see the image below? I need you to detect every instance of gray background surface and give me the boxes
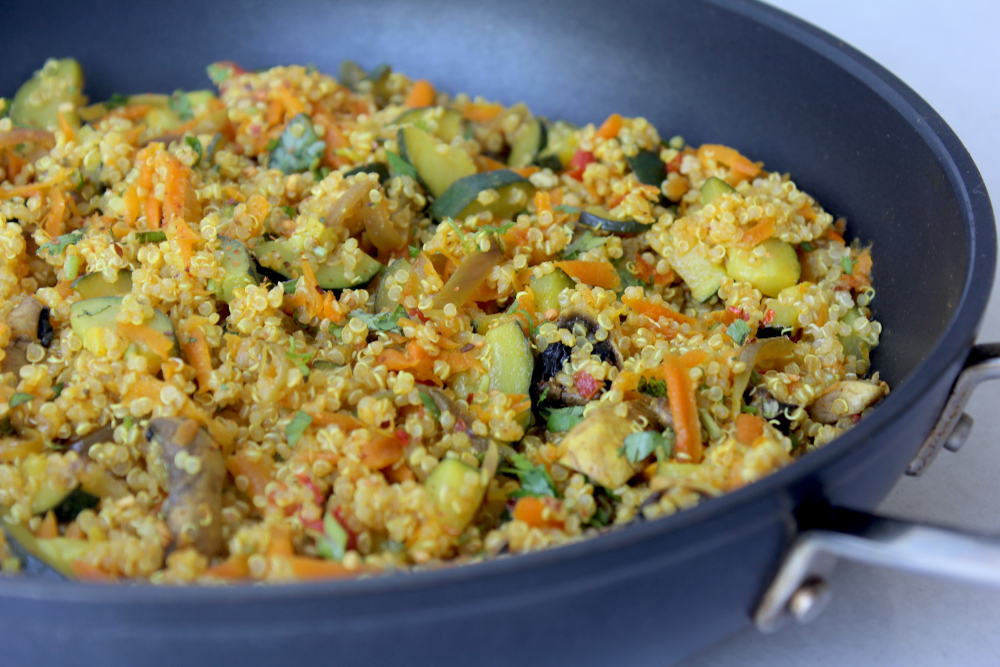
[683,2,1000,665]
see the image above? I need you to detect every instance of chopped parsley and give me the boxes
[40,231,83,255]
[386,150,418,180]
[206,62,237,86]
[51,383,64,399]
[619,429,673,465]
[286,339,315,378]
[637,377,667,398]
[105,92,129,109]
[418,389,441,420]
[350,304,408,335]
[800,241,814,252]
[270,114,326,174]
[185,136,203,166]
[168,89,194,121]
[503,453,558,498]
[741,404,759,415]
[286,411,313,446]
[316,511,348,562]
[9,392,34,408]
[587,487,618,528]
[554,204,580,214]
[545,406,585,433]
[841,256,855,275]
[726,319,752,346]
[408,244,420,258]
[562,230,607,260]
[0,418,13,437]
[280,205,296,218]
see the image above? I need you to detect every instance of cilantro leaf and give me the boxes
[408,244,420,258]
[841,256,855,274]
[40,231,83,255]
[637,377,667,398]
[800,241,814,252]
[386,150,418,180]
[105,92,129,109]
[51,382,64,399]
[316,511,348,562]
[270,114,327,175]
[418,389,441,420]
[280,205,296,218]
[619,430,673,465]
[286,411,313,446]
[554,204,580,214]
[348,304,408,335]
[727,319,752,346]
[185,136,203,167]
[286,339,314,378]
[169,89,194,121]
[206,62,239,86]
[612,257,646,292]
[502,453,558,498]
[9,392,34,408]
[545,406,585,433]
[562,230,607,260]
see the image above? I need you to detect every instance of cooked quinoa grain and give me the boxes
[0,58,886,582]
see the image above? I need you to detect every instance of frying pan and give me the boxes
[0,0,995,665]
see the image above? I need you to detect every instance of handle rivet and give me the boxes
[788,578,832,625]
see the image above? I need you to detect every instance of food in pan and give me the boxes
[0,58,885,582]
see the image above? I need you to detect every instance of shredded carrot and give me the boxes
[285,556,364,580]
[116,323,175,362]
[43,188,66,238]
[826,228,845,244]
[71,561,113,582]
[57,111,75,143]
[739,218,775,248]
[360,432,404,470]
[596,113,624,139]
[35,511,58,539]
[680,349,710,368]
[203,554,250,580]
[622,293,697,326]
[736,413,766,445]
[289,260,346,322]
[697,144,761,183]
[265,98,284,126]
[663,354,703,462]
[180,319,213,393]
[273,86,306,121]
[512,496,563,529]
[225,450,273,500]
[0,182,53,200]
[145,194,162,229]
[534,190,553,218]
[110,104,153,121]
[553,260,621,290]
[122,184,141,226]
[308,411,363,432]
[5,152,25,180]
[461,101,504,122]
[162,157,189,225]
[404,79,435,108]
[474,154,508,172]
[267,525,294,557]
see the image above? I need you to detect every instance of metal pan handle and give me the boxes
[755,343,1000,633]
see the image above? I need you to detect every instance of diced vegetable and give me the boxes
[839,307,870,361]
[536,120,579,171]
[507,117,546,168]
[11,58,85,130]
[392,106,464,142]
[343,162,390,184]
[808,380,887,424]
[485,319,533,396]
[375,258,413,312]
[69,297,178,370]
[397,124,476,197]
[52,487,101,523]
[211,237,259,302]
[424,458,487,532]
[529,268,575,313]
[626,149,666,187]
[578,206,652,234]
[253,239,381,290]
[725,238,801,298]
[428,169,531,222]
[700,176,737,205]
[72,270,133,299]
[269,114,326,174]
[668,246,728,302]
[558,404,646,489]
[432,244,503,309]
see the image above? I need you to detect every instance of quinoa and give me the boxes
[0,58,886,583]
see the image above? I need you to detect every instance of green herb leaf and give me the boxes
[9,392,34,408]
[0,417,13,437]
[105,92,129,110]
[270,114,326,175]
[741,404,758,415]
[503,453,559,498]
[133,231,167,244]
[800,241,814,252]
[545,406,585,433]
[347,304,408,335]
[386,150,418,180]
[418,389,441,420]
[619,430,673,465]
[185,136,203,167]
[123,416,133,431]
[637,377,667,398]
[587,487,616,528]
[554,204,580,214]
[286,411,313,446]
[280,205,296,218]
[612,257,646,292]
[286,339,315,378]
[265,138,279,153]
[169,89,194,121]
[282,279,299,294]
[51,382,64,399]
[562,230,607,260]
[727,319,752,346]
[790,431,802,451]
[316,511,348,562]
[40,231,84,255]
[841,256,855,274]
[206,62,238,86]
[408,244,420,258]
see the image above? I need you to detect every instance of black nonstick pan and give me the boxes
[0,1,995,666]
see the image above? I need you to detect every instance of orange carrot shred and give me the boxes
[553,260,621,290]
[403,79,435,108]
[596,113,624,139]
[663,354,703,462]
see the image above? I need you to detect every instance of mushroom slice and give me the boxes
[808,380,888,424]
[558,404,646,490]
[145,418,226,557]
[7,296,44,341]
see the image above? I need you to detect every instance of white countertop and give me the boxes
[681,2,1000,665]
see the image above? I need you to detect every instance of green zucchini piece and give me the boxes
[71,270,133,299]
[24,451,78,514]
[626,149,666,187]
[338,61,367,91]
[212,236,260,302]
[424,458,487,532]
[485,319,533,395]
[839,307,870,361]
[375,258,412,312]
[69,297,178,369]
[343,162,391,185]
[507,117,546,168]
[670,247,728,302]
[725,238,801,298]
[700,176,737,206]
[428,169,530,221]
[10,58,85,130]
[253,239,381,290]
[392,106,464,142]
[397,125,476,197]
[1,507,84,579]
[529,268,575,313]
[536,120,579,170]
[52,487,101,523]
[578,207,651,234]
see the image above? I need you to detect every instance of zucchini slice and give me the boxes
[485,319,533,395]
[211,236,260,302]
[529,268,575,313]
[11,58,85,130]
[71,270,133,300]
[626,149,666,187]
[578,207,651,234]
[253,239,381,290]
[343,162,391,185]
[424,458,487,532]
[700,176,737,205]
[1,507,84,579]
[375,258,413,312]
[69,297,178,370]
[725,238,800,298]
[507,117,546,168]
[536,120,579,170]
[428,169,533,221]
[392,106,464,142]
[669,246,728,302]
[397,125,476,197]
